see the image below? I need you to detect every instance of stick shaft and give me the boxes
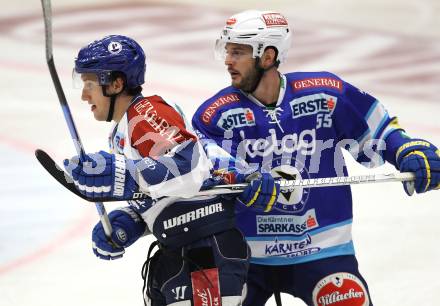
[40,0,113,238]
[197,172,416,196]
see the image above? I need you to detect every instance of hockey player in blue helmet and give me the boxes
[73,35,145,122]
[64,34,272,305]
[192,10,440,306]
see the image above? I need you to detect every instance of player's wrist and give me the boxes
[395,139,437,169]
[395,139,440,195]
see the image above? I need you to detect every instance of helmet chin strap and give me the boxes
[101,85,124,122]
[245,57,280,94]
[106,95,117,122]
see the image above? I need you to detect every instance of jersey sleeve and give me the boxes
[127,96,211,199]
[128,96,197,157]
[192,105,250,175]
[333,81,405,168]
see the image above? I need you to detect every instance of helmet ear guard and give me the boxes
[101,71,127,97]
[97,71,113,86]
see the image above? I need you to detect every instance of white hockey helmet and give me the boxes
[214,10,292,64]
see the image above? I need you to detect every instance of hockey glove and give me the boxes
[237,172,280,212]
[92,207,146,260]
[396,139,440,195]
[64,151,138,200]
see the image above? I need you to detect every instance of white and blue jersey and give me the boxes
[109,95,238,247]
[192,71,404,265]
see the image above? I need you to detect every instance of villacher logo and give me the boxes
[312,272,369,306]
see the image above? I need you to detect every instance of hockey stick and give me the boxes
[36,148,416,202]
[39,0,114,238]
[211,171,416,192]
[36,149,150,202]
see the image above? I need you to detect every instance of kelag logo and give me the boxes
[217,108,255,130]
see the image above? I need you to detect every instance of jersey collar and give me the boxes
[241,73,287,108]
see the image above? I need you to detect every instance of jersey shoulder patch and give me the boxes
[127,96,196,157]
[198,87,241,125]
[287,71,344,93]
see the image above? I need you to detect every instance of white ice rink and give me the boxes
[0,0,439,305]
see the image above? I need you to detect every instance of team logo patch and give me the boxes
[201,93,240,124]
[262,13,288,26]
[290,93,338,119]
[108,41,122,54]
[292,77,343,92]
[217,107,255,130]
[114,132,125,153]
[267,159,311,213]
[312,273,370,306]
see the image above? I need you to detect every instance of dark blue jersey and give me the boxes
[193,71,403,265]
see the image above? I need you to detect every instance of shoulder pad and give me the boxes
[198,87,242,126]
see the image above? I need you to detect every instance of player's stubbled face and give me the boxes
[80,73,110,121]
[224,43,259,92]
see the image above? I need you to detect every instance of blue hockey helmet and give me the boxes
[74,35,146,89]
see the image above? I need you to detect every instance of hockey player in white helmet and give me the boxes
[192,10,440,306]
[214,10,291,94]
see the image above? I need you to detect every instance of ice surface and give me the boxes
[0,1,439,305]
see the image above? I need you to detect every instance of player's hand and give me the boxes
[200,168,241,191]
[92,207,146,260]
[396,140,440,195]
[237,172,280,212]
[63,151,138,200]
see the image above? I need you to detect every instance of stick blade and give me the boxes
[35,149,129,202]
[35,149,89,201]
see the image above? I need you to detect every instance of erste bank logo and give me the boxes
[290,93,337,119]
[217,107,255,130]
